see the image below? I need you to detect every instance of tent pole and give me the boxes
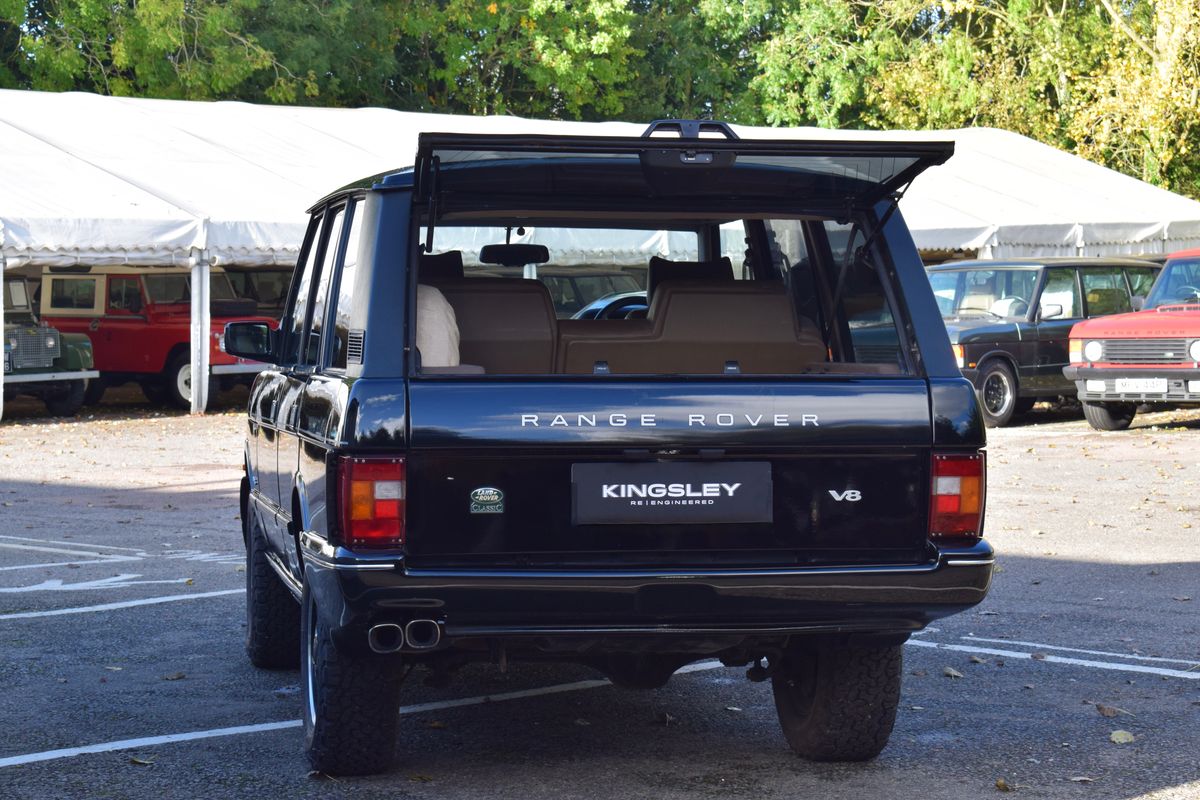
[189,250,211,414]
[0,253,6,422]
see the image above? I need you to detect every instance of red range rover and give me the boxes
[1065,248,1200,430]
[39,265,276,410]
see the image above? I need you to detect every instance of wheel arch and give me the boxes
[974,351,1022,395]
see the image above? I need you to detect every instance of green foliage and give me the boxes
[0,1,1198,197]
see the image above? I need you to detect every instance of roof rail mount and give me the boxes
[642,119,739,141]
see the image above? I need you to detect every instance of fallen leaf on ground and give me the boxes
[425,720,447,729]
[969,655,986,664]
[1031,652,1047,660]
[1173,596,1192,602]
[943,666,964,679]
[995,777,1014,792]
[1069,777,1094,783]
[162,672,186,681]
[1096,703,1132,718]
[105,666,123,671]
[574,718,591,726]
[408,775,434,783]
[129,757,154,766]
[1110,730,1135,744]
[725,706,742,712]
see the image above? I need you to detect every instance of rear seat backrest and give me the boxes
[646,256,733,302]
[559,281,825,375]
[434,278,557,374]
[419,250,465,282]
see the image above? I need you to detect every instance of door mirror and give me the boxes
[224,321,276,362]
[1039,303,1063,320]
[1131,294,1145,311]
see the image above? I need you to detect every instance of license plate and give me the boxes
[1115,378,1168,394]
[571,462,773,525]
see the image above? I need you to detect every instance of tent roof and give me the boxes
[3,89,1200,267]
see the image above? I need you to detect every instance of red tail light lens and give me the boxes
[930,453,985,540]
[338,456,405,548]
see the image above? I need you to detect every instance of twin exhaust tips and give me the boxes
[367,620,443,654]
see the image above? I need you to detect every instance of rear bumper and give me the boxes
[300,531,994,647]
[1064,365,1200,403]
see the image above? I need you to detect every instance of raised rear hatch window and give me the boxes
[409,131,950,379]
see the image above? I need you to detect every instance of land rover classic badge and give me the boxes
[470,487,505,514]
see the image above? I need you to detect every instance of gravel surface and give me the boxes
[1,396,1198,799]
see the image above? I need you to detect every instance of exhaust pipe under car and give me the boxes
[367,623,405,654]
[404,619,443,650]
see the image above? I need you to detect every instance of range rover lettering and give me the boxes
[226,120,993,776]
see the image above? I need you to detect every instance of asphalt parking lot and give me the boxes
[1,393,1198,800]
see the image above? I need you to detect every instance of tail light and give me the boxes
[338,456,405,548]
[930,453,985,540]
[951,344,965,369]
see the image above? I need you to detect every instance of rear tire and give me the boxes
[977,360,1018,428]
[139,379,171,406]
[1082,400,1136,431]
[302,576,404,776]
[44,380,86,416]
[82,377,107,406]
[245,512,300,669]
[771,643,902,762]
[165,353,218,411]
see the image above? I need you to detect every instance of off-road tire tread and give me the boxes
[245,522,300,669]
[303,593,404,776]
[44,380,86,416]
[1081,400,1135,431]
[772,644,902,762]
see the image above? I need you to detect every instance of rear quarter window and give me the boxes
[50,278,97,310]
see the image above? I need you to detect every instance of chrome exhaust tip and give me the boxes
[404,619,443,650]
[367,623,405,654]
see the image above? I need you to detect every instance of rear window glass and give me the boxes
[144,273,237,303]
[414,214,910,378]
[50,278,96,310]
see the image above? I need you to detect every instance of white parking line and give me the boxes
[0,535,145,553]
[962,635,1200,667]
[0,589,241,621]
[907,639,1200,679]
[0,542,140,559]
[0,559,136,572]
[0,661,725,768]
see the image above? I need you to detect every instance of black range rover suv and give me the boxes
[226,120,992,775]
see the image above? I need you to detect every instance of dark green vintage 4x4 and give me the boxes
[3,276,97,416]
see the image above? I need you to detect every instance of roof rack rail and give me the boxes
[641,119,739,141]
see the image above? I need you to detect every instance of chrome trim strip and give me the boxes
[299,529,400,571]
[211,363,265,375]
[945,559,995,567]
[264,550,303,599]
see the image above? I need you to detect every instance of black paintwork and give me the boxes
[928,259,1161,398]
[239,128,991,666]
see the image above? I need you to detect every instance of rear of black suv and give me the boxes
[228,121,991,776]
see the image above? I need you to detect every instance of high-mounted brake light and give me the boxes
[338,456,405,548]
[930,453,985,540]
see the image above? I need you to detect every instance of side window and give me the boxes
[823,221,903,368]
[1081,267,1131,317]
[1038,269,1080,319]
[287,214,324,364]
[306,207,346,364]
[50,278,97,310]
[107,276,142,313]
[331,203,363,370]
[1126,267,1156,298]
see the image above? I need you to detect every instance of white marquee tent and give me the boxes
[4,88,1200,415]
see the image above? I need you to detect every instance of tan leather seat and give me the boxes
[559,281,826,375]
[435,278,557,374]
